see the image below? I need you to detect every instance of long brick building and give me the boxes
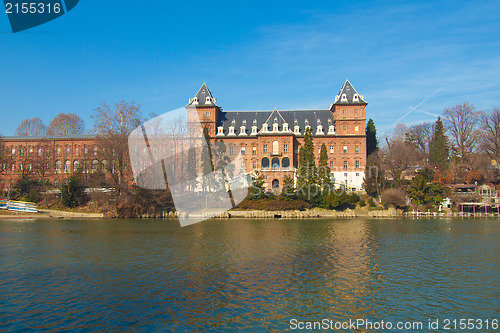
[1,80,367,193]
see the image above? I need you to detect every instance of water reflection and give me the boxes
[0,219,498,332]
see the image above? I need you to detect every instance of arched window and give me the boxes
[272,179,279,189]
[102,160,108,172]
[91,160,99,173]
[272,140,279,155]
[73,160,80,172]
[0,179,5,190]
[272,157,280,171]
[64,160,71,173]
[282,157,290,170]
[55,160,62,174]
[262,157,270,171]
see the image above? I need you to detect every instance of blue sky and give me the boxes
[0,0,499,136]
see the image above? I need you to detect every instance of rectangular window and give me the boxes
[206,112,210,117]
[75,147,79,156]
[66,148,70,155]
[343,146,348,154]
[343,109,347,114]
[11,164,15,171]
[241,146,245,155]
[94,147,98,156]
[263,145,267,153]
[295,146,299,154]
[343,125,347,131]
[355,126,359,132]
[46,148,50,156]
[344,161,348,170]
[355,146,359,154]
[19,164,23,171]
[57,148,61,156]
[253,146,257,155]
[284,144,288,153]
[355,109,359,114]
[20,149,24,157]
[356,161,360,169]
[241,161,245,169]
[330,161,334,169]
[84,147,88,155]
[252,161,257,169]
[38,149,42,157]
[28,149,33,157]
[330,145,334,153]
[230,146,234,155]
[1,164,5,171]
[318,146,321,153]
[11,148,15,155]
[356,173,360,177]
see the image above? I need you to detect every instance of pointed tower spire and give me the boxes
[333,79,367,105]
[187,83,217,107]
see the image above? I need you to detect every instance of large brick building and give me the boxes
[185,80,367,190]
[0,80,367,193]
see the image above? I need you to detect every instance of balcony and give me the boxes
[270,152,282,157]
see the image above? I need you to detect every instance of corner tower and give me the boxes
[330,79,367,136]
[186,83,220,137]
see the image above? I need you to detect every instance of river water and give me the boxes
[0,218,498,332]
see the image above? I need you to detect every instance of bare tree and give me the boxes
[405,122,432,154]
[380,125,420,184]
[16,117,46,137]
[92,101,142,193]
[443,102,483,161]
[47,113,85,136]
[480,107,500,166]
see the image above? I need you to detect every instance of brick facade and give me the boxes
[1,80,367,193]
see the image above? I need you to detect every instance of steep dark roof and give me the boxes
[217,109,334,136]
[333,79,367,105]
[186,83,217,107]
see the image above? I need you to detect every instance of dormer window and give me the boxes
[294,125,300,135]
[316,125,324,135]
[251,125,258,135]
[206,96,211,103]
[239,125,247,136]
[283,122,289,132]
[262,123,269,132]
[353,94,359,102]
[341,94,347,102]
[304,119,310,131]
[273,123,279,132]
[217,126,224,136]
[228,125,236,136]
[328,125,336,134]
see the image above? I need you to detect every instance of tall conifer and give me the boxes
[429,117,449,170]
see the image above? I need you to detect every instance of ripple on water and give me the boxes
[0,218,498,331]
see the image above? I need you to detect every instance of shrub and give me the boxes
[381,188,407,209]
[368,197,377,207]
[61,174,88,208]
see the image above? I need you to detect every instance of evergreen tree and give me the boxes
[249,171,267,200]
[317,143,330,190]
[366,118,378,156]
[281,175,295,200]
[61,174,88,208]
[429,117,449,170]
[297,127,316,191]
[201,126,214,192]
[186,142,197,191]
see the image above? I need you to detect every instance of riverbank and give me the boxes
[0,209,104,220]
